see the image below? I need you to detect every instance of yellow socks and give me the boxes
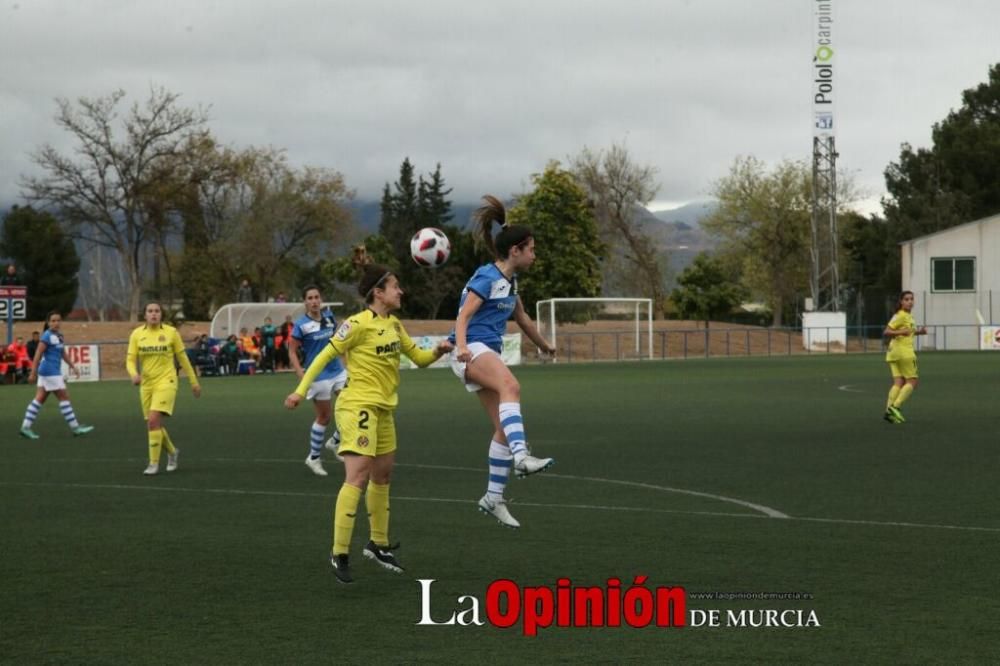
[366,481,390,546]
[332,483,363,556]
[886,385,901,409]
[161,428,176,455]
[893,384,914,408]
[148,429,164,464]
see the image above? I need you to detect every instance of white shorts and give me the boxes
[450,342,500,393]
[306,369,348,401]
[37,374,67,392]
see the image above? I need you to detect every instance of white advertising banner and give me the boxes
[812,0,835,137]
[62,344,101,382]
[979,326,1000,350]
[399,334,522,370]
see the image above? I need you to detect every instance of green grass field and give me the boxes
[2,353,999,664]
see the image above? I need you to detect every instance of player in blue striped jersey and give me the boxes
[19,311,94,439]
[289,286,347,477]
[448,195,557,529]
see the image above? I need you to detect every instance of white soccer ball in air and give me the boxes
[409,227,451,267]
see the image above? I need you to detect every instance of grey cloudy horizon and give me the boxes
[2,0,998,215]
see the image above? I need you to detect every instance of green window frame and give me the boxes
[931,257,975,292]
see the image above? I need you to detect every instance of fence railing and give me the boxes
[3,324,998,385]
[523,324,999,363]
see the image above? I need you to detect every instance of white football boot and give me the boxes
[478,494,520,528]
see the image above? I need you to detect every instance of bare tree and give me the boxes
[21,87,209,320]
[571,144,667,315]
[179,145,355,310]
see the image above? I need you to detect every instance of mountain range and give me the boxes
[2,198,720,286]
[348,198,718,271]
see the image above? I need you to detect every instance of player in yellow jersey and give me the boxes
[883,290,927,424]
[284,264,453,584]
[127,302,202,475]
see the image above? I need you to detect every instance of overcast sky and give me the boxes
[2,0,998,215]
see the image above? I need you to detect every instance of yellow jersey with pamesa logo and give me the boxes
[126,323,200,389]
[294,309,438,410]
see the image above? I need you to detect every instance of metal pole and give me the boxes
[647,299,653,360]
[550,301,556,352]
[634,301,640,357]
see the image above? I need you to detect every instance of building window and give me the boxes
[931,257,975,292]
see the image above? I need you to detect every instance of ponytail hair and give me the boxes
[474,194,533,260]
[895,290,914,311]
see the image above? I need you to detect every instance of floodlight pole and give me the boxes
[809,1,840,312]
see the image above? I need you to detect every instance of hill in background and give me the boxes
[349,199,719,285]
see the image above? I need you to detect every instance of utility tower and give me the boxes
[810,135,840,310]
[810,0,840,311]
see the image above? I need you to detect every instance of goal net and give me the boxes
[535,297,653,361]
[209,302,344,340]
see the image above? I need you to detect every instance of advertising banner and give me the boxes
[399,334,521,370]
[62,344,101,382]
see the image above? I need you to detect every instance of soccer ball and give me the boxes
[410,227,451,267]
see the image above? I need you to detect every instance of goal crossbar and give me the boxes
[535,297,653,359]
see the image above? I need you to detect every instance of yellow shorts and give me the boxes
[888,357,918,379]
[141,381,178,418]
[335,403,396,457]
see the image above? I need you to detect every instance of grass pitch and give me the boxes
[2,353,999,663]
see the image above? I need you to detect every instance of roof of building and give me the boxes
[900,211,1000,246]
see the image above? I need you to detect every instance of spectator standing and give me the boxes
[237,279,253,303]
[1,263,21,285]
[261,317,278,372]
[277,315,295,370]
[26,332,40,363]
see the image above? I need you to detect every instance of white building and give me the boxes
[900,212,1000,350]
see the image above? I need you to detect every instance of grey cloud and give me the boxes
[2,0,999,210]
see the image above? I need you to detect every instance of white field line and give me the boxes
[41,457,788,518]
[3,479,999,533]
[16,458,1000,533]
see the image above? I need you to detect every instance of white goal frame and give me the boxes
[210,302,344,339]
[535,297,653,359]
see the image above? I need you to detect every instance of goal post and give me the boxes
[535,297,653,359]
[210,302,344,339]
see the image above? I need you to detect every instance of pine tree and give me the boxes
[1,206,80,319]
[508,162,605,314]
